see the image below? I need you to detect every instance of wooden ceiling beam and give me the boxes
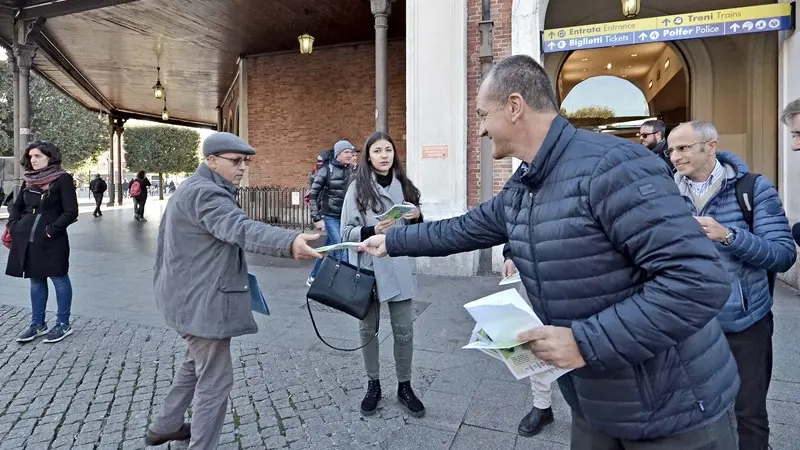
[34,30,115,112]
[20,0,141,20]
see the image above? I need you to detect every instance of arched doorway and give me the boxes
[554,41,691,138]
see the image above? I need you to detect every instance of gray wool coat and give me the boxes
[341,175,417,302]
[154,163,300,339]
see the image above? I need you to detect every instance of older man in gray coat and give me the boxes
[145,132,321,449]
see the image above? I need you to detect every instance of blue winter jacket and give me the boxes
[675,152,796,333]
[385,116,739,440]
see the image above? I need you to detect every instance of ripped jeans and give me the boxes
[360,299,414,382]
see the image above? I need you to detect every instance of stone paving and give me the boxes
[0,202,799,449]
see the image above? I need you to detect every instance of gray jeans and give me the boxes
[360,299,414,382]
[571,407,738,450]
[150,335,234,450]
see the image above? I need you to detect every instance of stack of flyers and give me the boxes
[375,204,416,221]
[312,242,361,253]
[499,271,521,285]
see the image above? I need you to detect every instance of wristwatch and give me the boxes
[721,228,736,247]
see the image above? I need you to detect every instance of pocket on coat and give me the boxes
[218,275,250,323]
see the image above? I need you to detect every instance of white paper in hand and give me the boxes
[463,289,543,344]
[499,272,521,285]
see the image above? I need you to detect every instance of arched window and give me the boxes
[561,76,649,118]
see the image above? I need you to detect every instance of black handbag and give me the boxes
[306,253,379,351]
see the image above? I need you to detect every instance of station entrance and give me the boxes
[537,1,795,182]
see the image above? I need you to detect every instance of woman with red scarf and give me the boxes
[4,141,78,343]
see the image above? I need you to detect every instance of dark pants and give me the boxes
[134,195,147,218]
[93,193,104,216]
[726,312,774,450]
[571,408,738,449]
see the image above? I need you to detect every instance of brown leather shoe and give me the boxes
[144,422,191,446]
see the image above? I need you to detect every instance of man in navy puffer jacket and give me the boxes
[669,121,796,450]
[359,55,739,449]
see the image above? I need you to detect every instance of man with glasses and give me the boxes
[781,98,800,246]
[668,121,797,450]
[639,119,674,172]
[146,132,322,449]
[306,139,357,286]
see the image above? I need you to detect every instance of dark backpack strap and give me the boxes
[735,172,759,231]
[735,172,776,296]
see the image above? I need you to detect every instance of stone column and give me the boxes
[107,116,116,206]
[405,0,470,275]
[116,118,126,205]
[370,0,393,133]
[11,53,20,194]
[13,43,36,194]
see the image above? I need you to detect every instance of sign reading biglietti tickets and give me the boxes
[542,3,795,53]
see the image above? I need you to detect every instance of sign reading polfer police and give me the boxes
[542,3,794,53]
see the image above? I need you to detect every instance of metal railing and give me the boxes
[237,186,313,230]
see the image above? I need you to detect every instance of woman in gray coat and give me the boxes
[341,131,425,418]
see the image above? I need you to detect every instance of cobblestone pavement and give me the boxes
[1,204,800,449]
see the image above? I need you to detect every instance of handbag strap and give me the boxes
[305,294,379,352]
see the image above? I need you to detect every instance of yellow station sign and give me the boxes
[543,3,793,43]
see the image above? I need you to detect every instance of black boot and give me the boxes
[360,380,382,416]
[397,381,425,418]
[517,406,554,437]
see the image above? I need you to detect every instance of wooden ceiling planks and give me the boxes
[0,0,406,126]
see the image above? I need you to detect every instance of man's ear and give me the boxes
[508,93,524,123]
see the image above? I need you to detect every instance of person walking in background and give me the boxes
[503,244,554,437]
[146,132,322,449]
[340,131,425,418]
[306,139,356,286]
[89,174,107,218]
[5,141,79,343]
[130,171,151,221]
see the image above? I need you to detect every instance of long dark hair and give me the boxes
[355,131,420,214]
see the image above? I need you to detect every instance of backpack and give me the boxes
[303,163,333,204]
[129,179,142,197]
[735,172,776,297]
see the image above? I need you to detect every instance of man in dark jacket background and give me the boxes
[360,55,739,448]
[639,119,674,172]
[306,139,356,286]
[89,174,107,218]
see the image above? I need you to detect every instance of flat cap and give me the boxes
[202,132,256,157]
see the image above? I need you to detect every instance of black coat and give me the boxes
[308,162,353,221]
[5,173,79,279]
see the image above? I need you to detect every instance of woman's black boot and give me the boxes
[397,381,425,418]
[360,380,382,416]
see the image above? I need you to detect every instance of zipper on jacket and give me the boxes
[526,188,551,324]
[738,280,748,311]
[697,178,729,217]
[28,214,42,243]
[697,401,705,413]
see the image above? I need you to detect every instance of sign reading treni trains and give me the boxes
[542,3,795,53]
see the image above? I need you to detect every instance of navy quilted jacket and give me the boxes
[675,152,796,333]
[386,116,739,440]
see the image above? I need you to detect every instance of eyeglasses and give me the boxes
[665,141,709,157]
[636,132,658,138]
[215,155,252,166]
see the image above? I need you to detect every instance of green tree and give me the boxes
[124,125,201,199]
[563,105,616,119]
[0,60,109,169]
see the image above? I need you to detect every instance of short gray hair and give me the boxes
[781,98,800,125]
[679,120,719,142]
[485,55,558,113]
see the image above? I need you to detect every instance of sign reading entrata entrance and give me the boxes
[542,3,795,53]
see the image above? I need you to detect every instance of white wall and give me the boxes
[405,0,473,276]
[778,0,800,288]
